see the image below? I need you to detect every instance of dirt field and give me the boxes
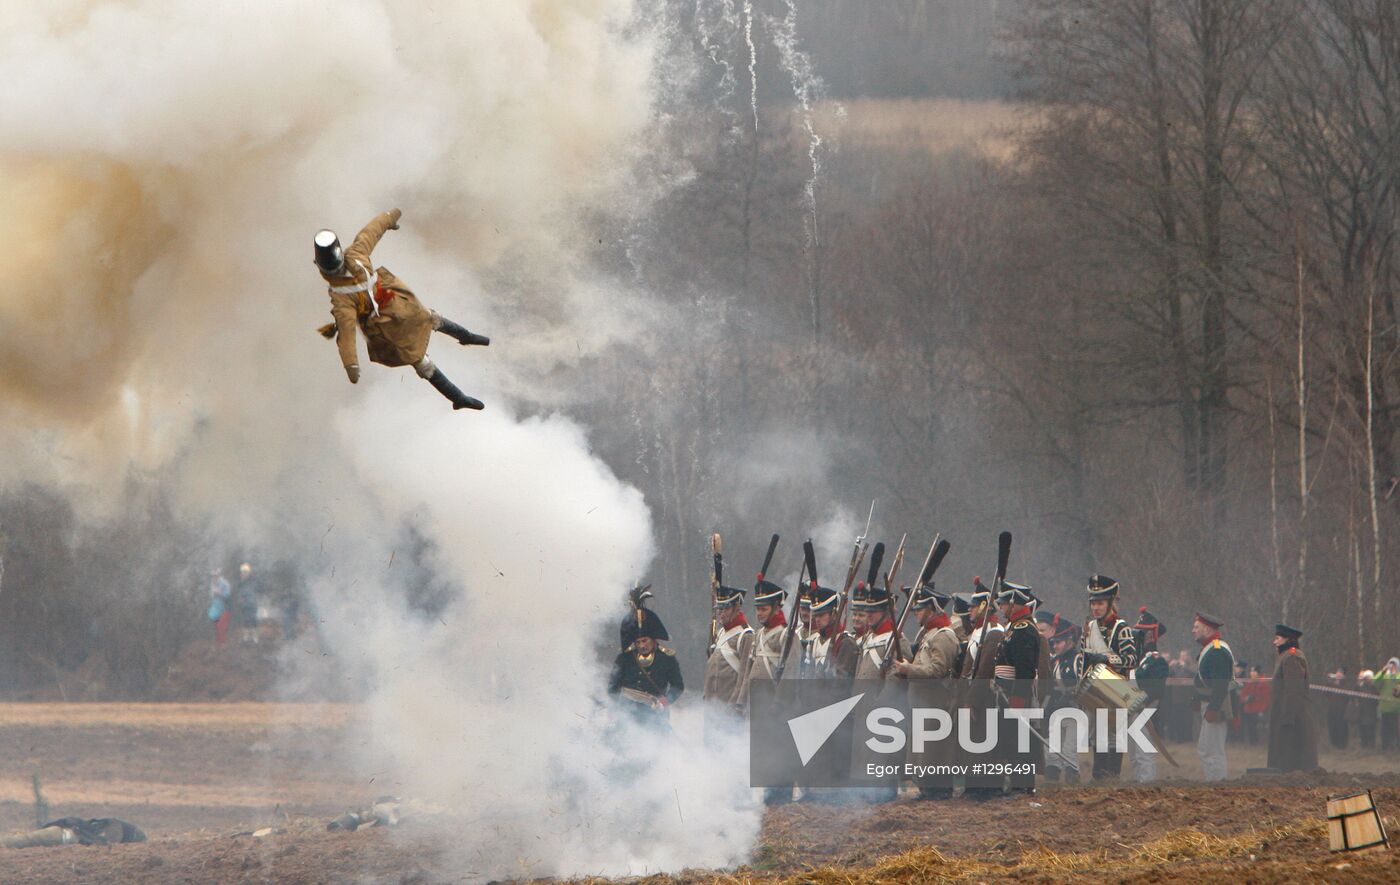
[3,703,1400,884]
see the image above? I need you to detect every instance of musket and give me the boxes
[881,535,953,673]
[738,534,786,683]
[831,501,875,641]
[965,531,1012,680]
[708,533,723,654]
[772,558,808,684]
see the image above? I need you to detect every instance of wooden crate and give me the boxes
[1327,790,1389,853]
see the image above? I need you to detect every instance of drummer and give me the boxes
[1079,574,1139,780]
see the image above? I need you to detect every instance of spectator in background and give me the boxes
[1326,667,1351,750]
[1175,648,1196,676]
[1240,664,1269,745]
[1354,669,1379,749]
[1377,658,1400,751]
[207,569,232,645]
[1229,661,1249,743]
[1167,648,1196,742]
[236,562,260,645]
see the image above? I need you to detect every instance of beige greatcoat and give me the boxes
[736,618,800,709]
[704,620,755,707]
[903,623,961,772]
[317,209,436,370]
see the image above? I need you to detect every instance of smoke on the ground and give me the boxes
[0,0,759,877]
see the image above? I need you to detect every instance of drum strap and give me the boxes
[1085,619,1112,655]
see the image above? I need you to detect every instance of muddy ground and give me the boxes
[3,703,1400,883]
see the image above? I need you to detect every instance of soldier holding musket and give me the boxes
[894,583,960,799]
[1079,574,1139,780]
[995,582,1050,795]
[738,579,796,805]
[807,586,856,682]
[958,585,1007,799]
[1129,607,1169,783]
[849,577,909,803]
[1044,617,1082,784]
[703,586,754,713]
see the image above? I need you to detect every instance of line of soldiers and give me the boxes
[607,568,1319,797]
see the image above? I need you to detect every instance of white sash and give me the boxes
[329,259,380,317]
[716,623,752,674]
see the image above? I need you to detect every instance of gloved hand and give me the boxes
[1203,708,1221,724]
[346,363,360,384]
[1082,652,1108,667]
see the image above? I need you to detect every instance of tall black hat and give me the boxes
[713,585,746,608]
[753,579,786,607]
[910,582,950,611]
[951,592,975,615]
[1133,607,1166,651]
[996,581,1034,607]
[850,580,892,611]
[1087,574,1120,601]
[314,229,344,273]
[808,585,839,614]
[1048,613,1079,644]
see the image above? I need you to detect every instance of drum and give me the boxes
[1075,662,1150,716]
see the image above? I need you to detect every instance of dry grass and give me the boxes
[564,817,1352,885]
[0,701,361,729]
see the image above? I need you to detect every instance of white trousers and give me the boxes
[1127,726,1157,782]
[1055,714,1080,774]
[1197,719,1228,782]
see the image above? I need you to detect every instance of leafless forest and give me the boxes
[4,0,1400,692]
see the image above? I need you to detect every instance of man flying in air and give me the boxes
[314,208,489,411]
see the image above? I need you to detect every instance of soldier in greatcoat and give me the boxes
[1267,623,1319,772]
[894,583,960,799]
[313,209,489,410]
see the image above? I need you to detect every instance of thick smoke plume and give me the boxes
[0,0,760,877]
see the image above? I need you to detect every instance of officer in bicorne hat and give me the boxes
[894,583,960,799]
[313,209,490,410]
[703,585,754,710]
[1267,623,1318,772]
[1191,610,1234,781]
[608,587,683,726]
[1079,574,1139,780]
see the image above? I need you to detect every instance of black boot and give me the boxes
[426,369,484,410]
[436,316,490,346]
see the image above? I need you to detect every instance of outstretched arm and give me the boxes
[330,300,361,381]
[345,208,402,266]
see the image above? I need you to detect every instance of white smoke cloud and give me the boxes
[0,0,762,877]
